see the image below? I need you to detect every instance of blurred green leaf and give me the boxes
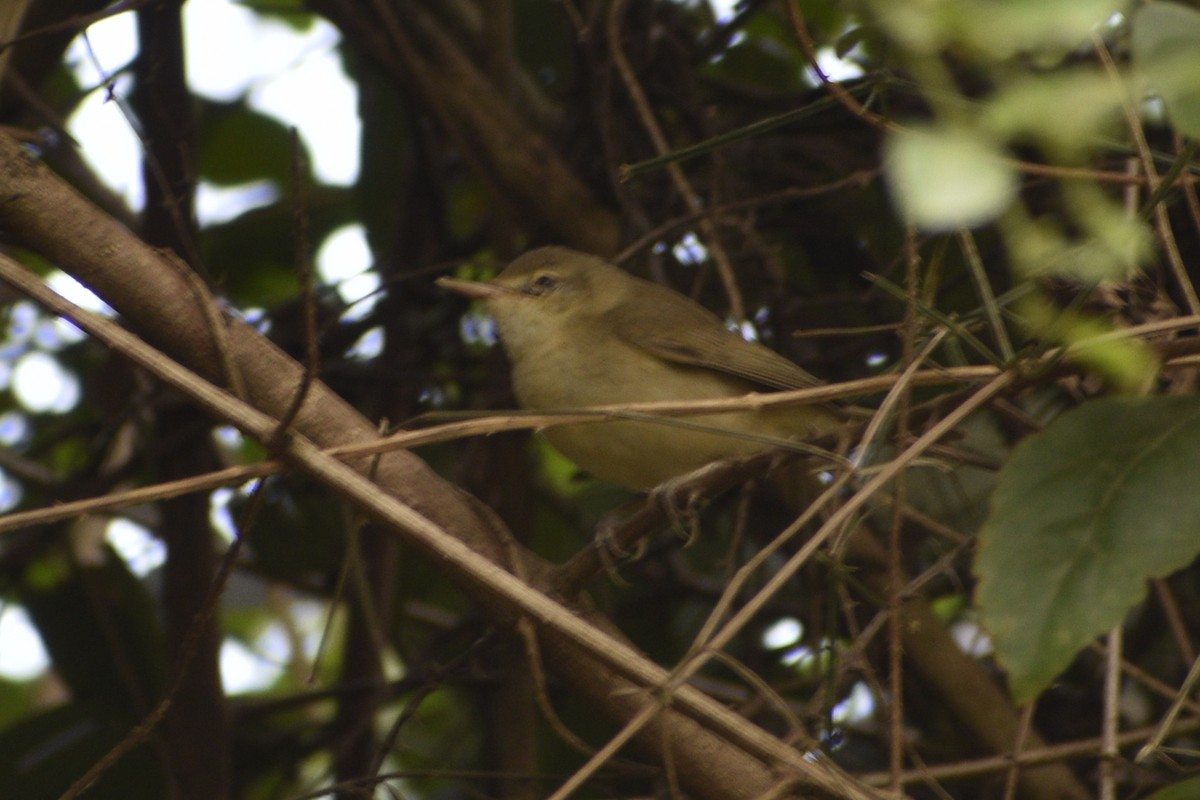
[883,124,1017,230]
[1132,2,1200,136]
[1146,776,1200,800]
[197,100,300,188]
[957,0,1127,60]
[0,705,166,800]
[984,68,1128,155]
[200,184,354,306]
[1003,206,1150,283]
[1061,182,1153,275]
[976,396,1200,702]
[1018,294,1158,391]
[21,544,167,710]
[833,24,871,59]
[705,39,808,93]
[878,0,1120,59]
[234,0,316,29]
[243,478,346,579]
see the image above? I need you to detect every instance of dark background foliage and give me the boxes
[2,1,1200,799]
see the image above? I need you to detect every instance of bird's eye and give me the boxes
[528,274,558,295]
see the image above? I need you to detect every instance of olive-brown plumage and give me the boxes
[439,247,837,489]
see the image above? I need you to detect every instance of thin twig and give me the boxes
[863,715,1200,787]
[550,372,1016,797]
[1136,653,1200,764]
[1099,625,1122,800]
[0,252,879,800]
[616,171,877,262]
[274,127,319,438]
[1152,579,1197,666]
[1001,703,1036,800]
[782,0,887,130]
[886,226,922,787]
[959,229,1014,361]
[1095,33,1200,315]
[607,0,744,319]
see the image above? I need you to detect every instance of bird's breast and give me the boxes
[502,328,832,489]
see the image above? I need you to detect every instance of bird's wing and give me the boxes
[604,290,822,391]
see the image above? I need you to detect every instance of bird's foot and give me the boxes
[593,510,644,582]
[649,461,733,546]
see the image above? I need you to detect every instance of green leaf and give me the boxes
[1133,2,1200,136]
[976,396,1200,702]
[234,0,316,29]
[880,0,1123,60]
[958,0,1129,61]
[1146,776,1200,800]
[21,546,167,709]
[984,68,1128,156]
[883,125,1017,231]
[1016,295,1159,391]
[0,705,167,799]
[197,100,300,187]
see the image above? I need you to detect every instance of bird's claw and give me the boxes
[650,465,722,546]
[593,511,641,582]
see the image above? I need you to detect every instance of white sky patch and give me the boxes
[0,467,21,513]
[709,0,741,24]
[8,300,36,338]
[66,76,144,211]
[221,634,285,694]
[673,231,709,265]
[196,180,281,226]
[47,317,87,347]
[762,617,804,650]
[12,351,80,413]
[317,224,371,282]
[64,10,142,210]
[459,309,498,347]
[65,1,360,221]
[781,644,816,670]
[249,47,360,186]
[804,46,866,84]
[184,0,360,185]
[289,598,330,663]
[950,619,994,658]
[346,326,384,360]
[831,681,876,725]
[107,517,167,577]
[318,225,379,313]
[222,599,329,693]
[0,604,50,681]
[67,10,138,87]
[733,319,760,342]
[0,411,29,446]
[45,271,111,313]
[210,487,240,544]
[211,424,246,453]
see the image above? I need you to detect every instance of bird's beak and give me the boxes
[436,276,516,300]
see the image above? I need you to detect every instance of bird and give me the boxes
[437,246,840,491]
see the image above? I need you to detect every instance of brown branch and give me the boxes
[129,3,228,797]
[1095,33,1200,315]
[311,0,621,255]
[0,132,883,800]
[782,1,888,131]
[607,0,745,319]
[862,715,1200,787]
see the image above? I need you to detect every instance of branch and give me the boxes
[312,0,622,254]
[0,133,884,800]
